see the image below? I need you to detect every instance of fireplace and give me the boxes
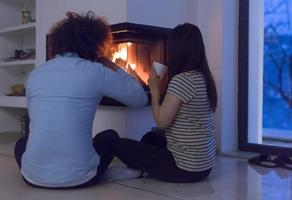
[47,22,171,106]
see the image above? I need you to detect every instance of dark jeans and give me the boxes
[116,131,211,183]
[14,129,119,189]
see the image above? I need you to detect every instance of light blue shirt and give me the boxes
[21,53,148,187]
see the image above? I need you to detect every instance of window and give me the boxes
[238,0,292,154]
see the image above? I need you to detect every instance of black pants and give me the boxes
[14,129,119,189]
[116,131,211,183]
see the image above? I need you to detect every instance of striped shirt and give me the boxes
[166,71,216,172]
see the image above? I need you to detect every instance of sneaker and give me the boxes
[248,154,277,168]
[273,155,292,170]
[104,166,142,181]
[18,49,36,60]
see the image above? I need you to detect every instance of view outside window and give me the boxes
[263,0,292,145]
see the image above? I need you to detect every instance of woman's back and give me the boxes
[166,70,216,172]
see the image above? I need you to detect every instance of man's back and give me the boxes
[22,54,102,187]
[21,53,147,187]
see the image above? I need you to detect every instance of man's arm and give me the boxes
[99,59,148,107]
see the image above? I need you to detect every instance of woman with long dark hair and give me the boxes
[116,23,217,183]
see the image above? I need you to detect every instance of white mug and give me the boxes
[152,61,168,79]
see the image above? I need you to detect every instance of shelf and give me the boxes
[0,22,36,34]
[0,96,26,108]
[0,59,35,67]
[0,0,30,3]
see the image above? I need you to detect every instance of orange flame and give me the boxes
[111,43,149,84]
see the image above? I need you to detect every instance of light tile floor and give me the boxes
[0,153,292,200]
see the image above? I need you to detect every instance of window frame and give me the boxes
[238,0,292,154]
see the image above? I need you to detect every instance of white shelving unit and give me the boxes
[0,59,35,68]
[0,0,35,133]
[0,22,36,34]
[0,96,26,108]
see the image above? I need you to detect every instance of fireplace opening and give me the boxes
[100,23,171,106]
[47,22,171,106]
[109,42,151,86]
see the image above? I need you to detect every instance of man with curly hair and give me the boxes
[14,12,148,189]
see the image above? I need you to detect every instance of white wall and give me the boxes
[127,0,197,28]
[221,0,239,153]
[196,0,223,152]
[125,106,155,140]
[92,107,126,137]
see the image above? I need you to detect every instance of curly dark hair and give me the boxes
[49,11,112,62]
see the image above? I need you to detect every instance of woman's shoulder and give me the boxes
[184,70,203,77]
[184,70,205,83]
[167,71,198,103]
[172,70,203,83]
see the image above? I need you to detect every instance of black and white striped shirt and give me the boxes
[166,71,216,172]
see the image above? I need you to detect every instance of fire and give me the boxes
[112,45,127,61]
[111,43,148,84]
[129,63,136,70]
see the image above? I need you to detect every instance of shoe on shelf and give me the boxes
[18,49,36,60]
[1,49,35,62]
[248,154,277,168]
